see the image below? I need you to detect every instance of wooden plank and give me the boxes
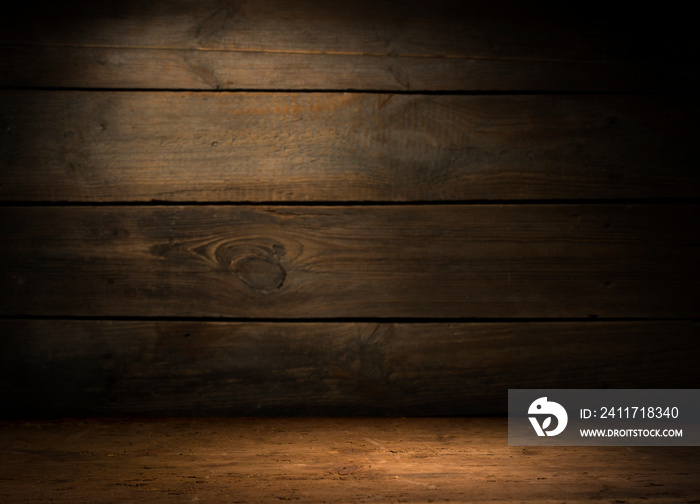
[1,320,697,417]
[0,0,696,90]
[0,205,697,318]
[4,44,693,92]
[1,418,699,503]
[2,91,699,202]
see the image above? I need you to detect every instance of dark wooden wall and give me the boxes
[1,0,698,418]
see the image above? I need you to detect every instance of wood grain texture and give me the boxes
[0,0,697,90]
[4,44,693,92]
[1,205,697,318]
[2,320,697,417]
[1,418,698,503]
[2,91,699,202]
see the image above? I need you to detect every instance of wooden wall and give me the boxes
[1,0,698,417]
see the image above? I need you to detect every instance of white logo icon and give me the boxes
[528,397,568,436]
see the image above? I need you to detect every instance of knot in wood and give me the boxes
[234,256,286,291]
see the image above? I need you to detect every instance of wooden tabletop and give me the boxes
[1,417,697,503]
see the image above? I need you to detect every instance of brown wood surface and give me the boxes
[0,418,698,503]
[1,205,697,318]
[2,91,699,202]
[4,43,693,92]
[0,0,696,91]
[1,320,697,417]
[1,1,698,431]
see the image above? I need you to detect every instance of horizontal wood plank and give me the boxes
[2,418,698,503]
[2,92,699,202]
[0,0,697,90]
[1,320,697,416]
[0,205,697,318]
[4,45,693,92]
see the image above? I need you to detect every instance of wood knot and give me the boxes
[234,256,286,291]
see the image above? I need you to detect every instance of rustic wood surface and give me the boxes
[0,418,697,503]
[1,205,697,318]
[1,0,696,91]
[1,320,697,417]
[2,91,698,202]
[6,45,692,92]
[1,0,697,427]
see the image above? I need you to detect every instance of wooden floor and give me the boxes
[1,418,697,503]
